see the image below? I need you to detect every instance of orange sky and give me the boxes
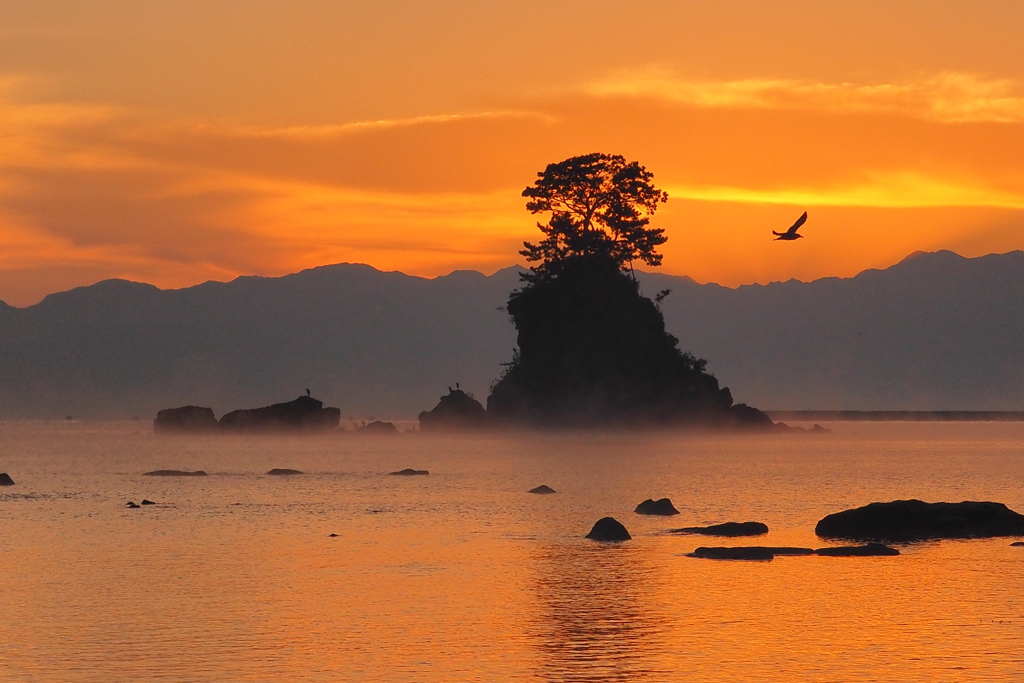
[1,1,1023,306]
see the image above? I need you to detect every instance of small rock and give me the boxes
[328,533,339,537]
[586,517,631,541]
[689,546,776,561]
[126,501,141,509]
[144,470,207,477]
[141,499,155,505]
[528,485,556,494]
[389,468,429,476]
[634,498,680,515]
[815,543,900,556]
[0,472,14,486]
[674,521,769,536]
[267,468,303,475]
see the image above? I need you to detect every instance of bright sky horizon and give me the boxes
[2,1,1023,306]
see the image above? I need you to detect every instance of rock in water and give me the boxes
[140,499,155,505]
[126,501,141,508]
[815,543,899,556]
[586,517,631,541]
[357,421,399,435]
[528,485,557,494]
[267,468,303,475]
[634,498,680,515]
[0,472,14,486]
[153,406,219,433]
[143,470,207,477]
[815,500,1024,542]
[389,468,429,476]
[689,546,778,560]
[418,388,487,431]
[1012,541,1024,547]
[219,395,340,433]
[674,521,769,536]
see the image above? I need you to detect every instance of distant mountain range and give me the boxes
[1,250,1022,419]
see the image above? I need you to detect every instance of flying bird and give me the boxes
[773,211,808,240]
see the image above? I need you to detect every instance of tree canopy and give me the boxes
[520,153,668,276]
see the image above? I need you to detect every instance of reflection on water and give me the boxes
[530,541,668,681]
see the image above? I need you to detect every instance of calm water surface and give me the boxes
[1,421,1022,682]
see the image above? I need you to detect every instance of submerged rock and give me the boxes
[689,546,777,561]
[143,470,207,477]
[634,498,680,515]
[815,499,1024,542]
[0,472,14,486]
[528,484,557,494]
[219,395,340,433]
[154,406,219,433]
[389,468,429,476]
[815,543,899,556]
[267,468,303,475]
[357,420,399,435]
[586,517,631,541]
[674,521,769,537]
[418,388,487,431]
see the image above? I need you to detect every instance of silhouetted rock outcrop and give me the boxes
[487,255,774,428]
[220,395,340,432]
[815,500,1024,542]
[0,472,14,486]
[154,406,219,433]
[144,470,207,477]
[689,546,777,560]
[267,468,303,475]
[675,521,769,536]
[815,543,899,556]
[586,516,631,541]
[389,468,428,476]
[418,388,487,431]
[1012,541,1024,547]
[357,420,399,435]
[634,498,680,515]
[528,484,557,494]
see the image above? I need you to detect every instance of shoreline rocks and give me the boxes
[586,517,631,541]
[635,498,680,515]
[674,521,769,537]
[815,499,1024,542]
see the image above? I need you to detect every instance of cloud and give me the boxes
[585,68,1024,123]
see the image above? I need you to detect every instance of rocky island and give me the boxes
[154,395,340,433]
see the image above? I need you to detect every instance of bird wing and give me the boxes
[786,211,808,235]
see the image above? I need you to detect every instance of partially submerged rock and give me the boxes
[586,517,631,541]
[357,420,399,435]
[0,472,14,486]
[418,388,487,431]
[141,499,155,505]
[528,484,557,494]
[815,499,1024,542]
[267,468,303,475]
[815,543,899,556]
[144,470,207,477]
[1012,541,1024,547]
[689,546,777,561]
[389,468,429,476]
[674,521,769,537]
[154,406,219,433]
[219,395,340,433]
[634,498,680,515]
[126,501,141,508]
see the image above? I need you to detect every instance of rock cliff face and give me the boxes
[418,389,487,431]
[219,395,340,432]
[154,406,219,433]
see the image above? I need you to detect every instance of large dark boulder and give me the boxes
[586,516,631,541]
[219,395,340,433]
[634,498,680,515]
[815,543,900,556]
[418,388,487,431]
[674,521,769,536]
[815,499,1024,542]
[0,472,14,486]
[154,406,219,433]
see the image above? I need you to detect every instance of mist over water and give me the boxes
[1,421,1022,681]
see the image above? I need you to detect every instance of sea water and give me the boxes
[1,421,1022,682]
